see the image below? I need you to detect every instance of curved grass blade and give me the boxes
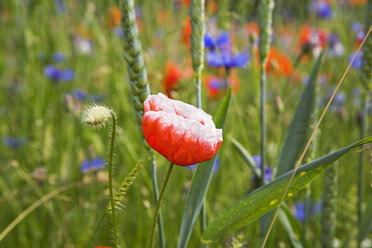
[177,88,231,248]
[278,207,303,248]
[230,138,260,177]
[275,52,323,178]
[201,137,372,242]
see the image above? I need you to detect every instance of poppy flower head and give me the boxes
[266,48,293,76]
[142,93,223,166]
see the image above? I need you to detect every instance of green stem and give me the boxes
[260,67,267,187]
[357,96,368,247]
[149,155,166,248]
[108,113,119,248]
[149,162,174,248]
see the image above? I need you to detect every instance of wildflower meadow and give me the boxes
[1,0,372,247]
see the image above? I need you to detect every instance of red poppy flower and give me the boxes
[266,48,293,76]
[142,93,223,166]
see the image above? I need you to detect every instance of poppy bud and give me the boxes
[142,93,223,166]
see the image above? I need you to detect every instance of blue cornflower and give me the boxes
[53,52,65,62]
[349,51,363,70]
[204,32,249,70]
[44,65,74,82]
[294,201,322,222]
[3,136,26,148]
[252,155,272,183]
[185,157,220,174]
[311,0,332,19]
[113,27,125,37]
[54,0,66,13]
[72,90,86,101]
[80,157,106,173]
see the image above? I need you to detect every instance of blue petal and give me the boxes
[92,157,105,170]
[232,51,250,67]
[80,159,91,172]
[206,51,224,67]
[204,33,216,49]
[61,69,74,81]
[53,52,65,62]
[216,32,231,47]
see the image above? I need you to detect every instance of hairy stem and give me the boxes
[108,113,119,248]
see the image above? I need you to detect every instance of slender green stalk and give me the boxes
[189,0,206,238]
[119,0,165,246]
[108,113,119,248]
[148,162,175,248]
[257,0,275,187]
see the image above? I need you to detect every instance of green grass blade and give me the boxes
[177,88,231,248]
[201,137,372,242]
[358,195,372,241]
[280,203,303,248]
[275,52,324,178]
[231,138,302,247]
[230,138,260,177]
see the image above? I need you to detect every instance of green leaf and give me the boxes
[358,195,372,241]
[231,138,302,248]
[201,137,372,242]
[177,88,231,248]
[275,52,323,177]
[230,138,260,177]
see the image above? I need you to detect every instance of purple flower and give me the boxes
[44,65,74,82]
[204,32,249,70]
[54,0,66,13]
[185,157,220,174]
[53,52,65,62]
[311,0,332,19]
[294,201,322,222]
[72,90,86,101]
[80,157,106,173]
[3,136,26,148]
[252,155,272,183]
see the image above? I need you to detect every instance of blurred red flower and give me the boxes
[109,6,121,28]
[142,93,223,166]
[266,48,293,76]
[163,61,183,98]
[181,17,192,46]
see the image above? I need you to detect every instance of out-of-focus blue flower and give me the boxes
[352,22,363,33]
[54,0,66,13]
[73,90,86,101]
[80,159,91,172]
[44,65,74,82]
[53,52,65,62]
[113,27,125,37]
[91,158,105,170]
[185,157,220,174]
[88,94,105,103]
[252,155,272,183]
[80,157,106,173]
[311,0,332,19]
[3,136,26,148]
[294,201,322,222]
[204,32,249,70]
[204,33,216,49]
[349,51,363,69]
